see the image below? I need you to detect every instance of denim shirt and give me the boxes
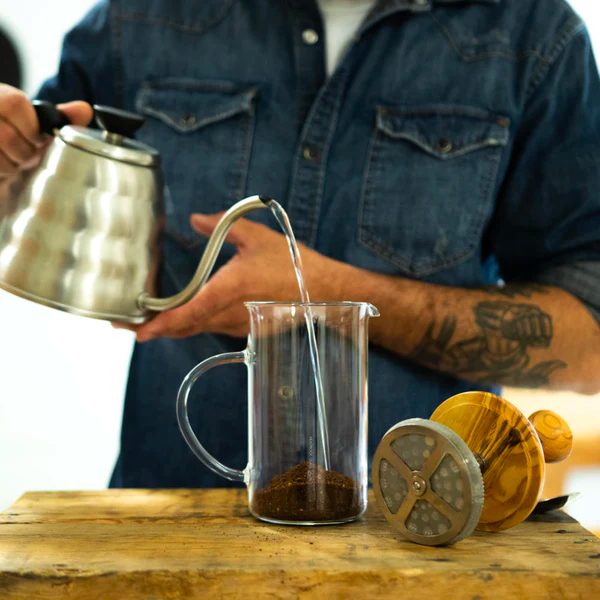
[39,0,600,488]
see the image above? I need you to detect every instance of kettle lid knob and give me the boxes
[94,105,145,138]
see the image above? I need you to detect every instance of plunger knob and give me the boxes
[529,410,573,463]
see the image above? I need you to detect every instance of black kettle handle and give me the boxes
[32,101,145,138]
[32,100,70,135]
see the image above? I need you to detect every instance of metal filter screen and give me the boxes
[373,419,484,546]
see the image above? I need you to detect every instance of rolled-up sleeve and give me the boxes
[535,261,600,323]
[490,26,600,322]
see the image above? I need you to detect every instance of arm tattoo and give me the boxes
[410,300,566,387]
[481,283,550,299]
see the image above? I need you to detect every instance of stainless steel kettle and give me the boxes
[0,102,271,323]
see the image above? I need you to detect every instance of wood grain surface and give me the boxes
[0,488,599,599]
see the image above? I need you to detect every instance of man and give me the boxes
[0,0,599,488]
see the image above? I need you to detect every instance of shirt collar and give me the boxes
[379,0,500,8]
[371,0,500,16]
[369,0,501,20]
[355,0,500,41]
[435,0,500,4]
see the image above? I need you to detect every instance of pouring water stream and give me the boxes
[268,201,331,471]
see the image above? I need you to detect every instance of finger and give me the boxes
[136,262,243,342]
[0,150,18,177]
[56,101,94,128]
[135,288,222,342]
[0,119,37,164]
[111,322,139,332]
[190,213,257,248]
[0,87,45,146]
[148,291,249,341]
[19,144,48,170]
[159,299,250,339]
[166,314,250,339]
[135,308,197,343]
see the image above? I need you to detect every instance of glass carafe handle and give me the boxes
[176,350,248,482]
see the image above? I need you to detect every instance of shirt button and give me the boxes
[303,146,320,161]
[436,138,453,153]
[302,29,319,45]
[179,113,196,127]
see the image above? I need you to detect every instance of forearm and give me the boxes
[330,264,600,394]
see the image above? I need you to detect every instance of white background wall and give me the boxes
[0,1,599,533]
[0,0,133,512]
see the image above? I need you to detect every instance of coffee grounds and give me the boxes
[251,461,362,522]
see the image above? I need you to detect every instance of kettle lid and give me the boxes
[58,105,160,167]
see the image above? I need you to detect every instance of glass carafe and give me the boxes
[177,301,379,525]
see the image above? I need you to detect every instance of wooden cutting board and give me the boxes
[0,489,598,599]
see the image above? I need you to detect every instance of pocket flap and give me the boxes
[137,79,258,134]
[376,105,510,159]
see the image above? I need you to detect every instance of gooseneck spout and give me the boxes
[139,195,273,313]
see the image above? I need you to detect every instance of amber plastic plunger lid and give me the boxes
[431,391,572,532]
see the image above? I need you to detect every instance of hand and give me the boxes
[126,213,348,342]
[0,84,93,179]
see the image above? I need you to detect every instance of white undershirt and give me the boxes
[316,0,377,76]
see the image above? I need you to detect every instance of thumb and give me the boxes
[56,101,94,127]
[191,213,251,247]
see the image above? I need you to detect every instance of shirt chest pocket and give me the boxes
[136,80,258,249]
[359,106,510,278]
